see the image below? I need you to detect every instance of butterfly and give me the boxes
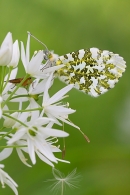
[47,47,126,97]
[29,32,126,97]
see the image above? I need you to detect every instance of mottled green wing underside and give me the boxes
[55,48,126,97]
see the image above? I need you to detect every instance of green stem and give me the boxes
[0,145,27,149]
[0,66,7,94]
[3,66,12,91]
[3,107,42,114]
[10,94,31,100]
[0,126,5,132]
[61,180,64,195]
[0,129,16,140]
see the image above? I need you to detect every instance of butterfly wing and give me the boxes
[56,48,126,97]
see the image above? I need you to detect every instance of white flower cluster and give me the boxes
[0,32,80,195]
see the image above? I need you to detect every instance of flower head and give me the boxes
[7,114,69,166]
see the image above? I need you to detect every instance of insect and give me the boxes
[9,77,32,87]
[28,32,126,97]
[55,48,126,97]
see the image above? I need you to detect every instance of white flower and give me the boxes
[42,73,80,129]
[7,115,69,166]
[0,164,18,195]
[0,32,13,65]
[21,33,45,77]
[8,40,20,68]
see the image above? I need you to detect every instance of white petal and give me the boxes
[13,111,29,128]
[58,116,80,130]
[51,146,61,152]
[21,41,27,72]
[45,112,62,126]
[0,148,13,161]
[26,33,30,64]
[35,117,54,126]
[7,128,26,144]
[0,164,4,168]
[30,78,51,94]
[28,98,40,122]
[27,51,43,75]
[0,166,18,195]
[56,157,70,164]
[40,127,69,137]
[36,150,54,167]
[3,112,18,128]
[47,84,74,105]
[16,148,31,167]
[4,180,18,195]
[3,68,18,94]
[5,67,18,81]
[8,40,20,68]
[34,139,57,163]
[27,138,36,164]
[45,105,75,116]
[43,73,53,104]
[0,32,13,65]
[42,64,64,74]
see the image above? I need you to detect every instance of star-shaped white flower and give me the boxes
[7,112,69,166]
[42,73,80,129]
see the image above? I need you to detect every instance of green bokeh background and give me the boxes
[0,0,130,194]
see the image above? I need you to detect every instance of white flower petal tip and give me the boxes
[8,40,20,68]
[42,64,65,74]
[0,148,13,161]
[0,164,18,195]
[56,158,70,164]
[21,39,44,76]
[44,128,69,137]
[0,32,13,65]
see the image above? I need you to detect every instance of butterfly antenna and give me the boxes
[27,31,49,51]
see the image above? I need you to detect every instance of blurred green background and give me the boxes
[0,0,130,194]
